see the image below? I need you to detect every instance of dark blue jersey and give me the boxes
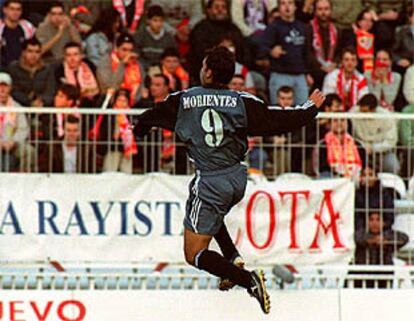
[175,87,248,170]
[134,85,318,170]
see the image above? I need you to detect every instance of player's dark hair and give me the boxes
[277,86,294,95]
[22,37,41,51]
[147,5,165,19]
[56,84,80,106]
[359,93,378,110]
[204,46,235,86]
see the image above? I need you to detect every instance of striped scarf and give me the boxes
[0,98,17,140]
[310,18,337,65]
[325,131,362,178]
[113,0,145,33]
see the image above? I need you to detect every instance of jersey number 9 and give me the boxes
[201,109,224,147]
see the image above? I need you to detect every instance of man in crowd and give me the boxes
[258,0,314,105]
[54,41,99,104]
[38,115,100,173]
[309,0,339,89]
[323,47,369,110]
[7,38,55,107]
[188,0,247,84]
[35,1,81,64]
[0,72,31,172]
[0,0,35,68]
[350,94,400,174]
[97,33,146,105]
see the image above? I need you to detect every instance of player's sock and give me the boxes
[214,224,240,262]
[195,249,252,289]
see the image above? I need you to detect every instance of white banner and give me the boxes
[0,173,355,264]
[0,290,412,321]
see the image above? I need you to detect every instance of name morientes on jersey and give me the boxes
[182,94,238,109]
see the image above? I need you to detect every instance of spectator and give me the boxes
[62,0,112,30]
[365,49,401,111]
[0,0,36,68]
[352,9,375,72]
[97,33,146,105]
[400,67,414,177]
[38,83,80,141]
[308,0,339,90]
[0,72,31,172]
[54,41,99,103]
[84,7,121,67]
[392,7,414,73]
[403,64,414,105]
[330,0,363,43]
[258,0,314,105]
[147,48,189,92]
[38,115,100,173]
[112,0,145,34]
[134,5,177,69]
[318,93,344,135]
[354,211,408,287]
[89,89,137,174]
[313,115,366,181]
[7,38,55,107]
[350,94,400,174]
[355,165,396,231]
[146,0,204,32]
[228,74,246,92]
[230,0,278,37]
[364,0,411,50]
[175,18,190,65]
[217,36,257,94]
[35,1,82,64]
[322,47,369,111]
[138,73,170,108]
[188,0,248,85]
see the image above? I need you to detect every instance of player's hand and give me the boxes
[309,89,325,109]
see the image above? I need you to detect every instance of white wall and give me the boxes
[1,289,412,321]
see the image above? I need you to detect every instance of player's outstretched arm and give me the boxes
[245,89,325,136]
[132,92,182,137]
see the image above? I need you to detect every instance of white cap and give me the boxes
[0,72,12,85]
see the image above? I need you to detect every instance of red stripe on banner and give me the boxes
[49,260,65,272]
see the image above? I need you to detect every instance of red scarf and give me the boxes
[325,131,362,178]
[113,0,145,33]
[311,18,337,65]
[336,68,367,110]
[64,61,99,98]
[356,29,374,72]
[111,51,142,104]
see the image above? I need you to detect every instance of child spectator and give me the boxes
[134,5,177,70]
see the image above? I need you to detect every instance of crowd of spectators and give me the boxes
[0,0,413,266]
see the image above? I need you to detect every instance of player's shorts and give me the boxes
[184,163,247,235]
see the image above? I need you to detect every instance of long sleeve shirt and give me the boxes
[133,86,318,170]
